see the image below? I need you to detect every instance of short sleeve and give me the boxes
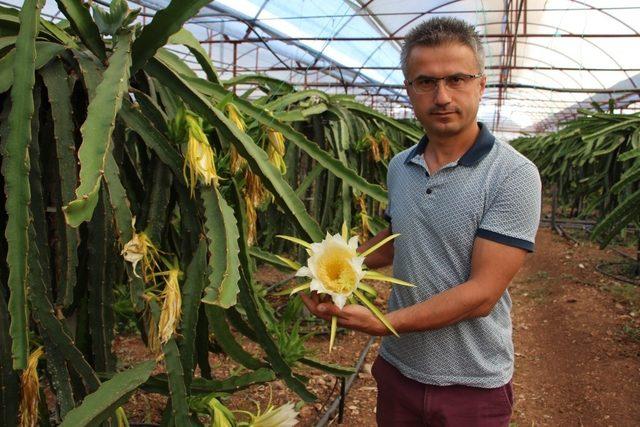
[477,163,541,252]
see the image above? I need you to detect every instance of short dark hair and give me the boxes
[400,17,485,77]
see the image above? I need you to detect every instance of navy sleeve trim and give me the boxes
[476,228,534,252]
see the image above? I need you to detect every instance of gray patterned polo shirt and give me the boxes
[380,122,541,388]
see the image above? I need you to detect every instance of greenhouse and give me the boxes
[0,0,639,426]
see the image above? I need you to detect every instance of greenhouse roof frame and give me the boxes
[8,0,640,139]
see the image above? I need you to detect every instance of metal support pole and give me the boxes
[232,42,238,94]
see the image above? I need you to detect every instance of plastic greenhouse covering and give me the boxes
[8,0,640,140]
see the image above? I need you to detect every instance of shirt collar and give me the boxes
[403,122,495,166]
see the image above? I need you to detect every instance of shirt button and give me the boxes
[426,188,433,195]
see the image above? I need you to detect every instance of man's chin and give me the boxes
[425,121,462,137]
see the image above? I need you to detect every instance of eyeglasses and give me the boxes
[406,73,483,94]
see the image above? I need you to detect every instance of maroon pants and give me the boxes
[371,355,513,427]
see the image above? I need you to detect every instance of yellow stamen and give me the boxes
[316,245,359,295]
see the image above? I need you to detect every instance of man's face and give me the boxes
[404,43,486,138]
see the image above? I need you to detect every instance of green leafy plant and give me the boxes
[0,1,418,424]
[512,109,640,249]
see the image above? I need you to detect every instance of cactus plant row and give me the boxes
[0,0,420,425]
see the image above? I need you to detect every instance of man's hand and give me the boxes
[299,291,390,336]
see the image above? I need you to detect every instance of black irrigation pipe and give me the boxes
[555,224,580,244]
[543,199,640,284]
[265,273,296,292]
[314,336,377,426]
[595,261,640,286]
[611,247,637,261]
[540,218,639,231]
[552,231,640,285]
[541,218,598,225]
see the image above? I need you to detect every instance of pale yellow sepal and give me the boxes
[275,234,312,249]
[274,255,301,270]
[273,282,310,296]
[360,233,401,258]
[363,270,415,287]
[353,289,399,337]
[329,315,338,353]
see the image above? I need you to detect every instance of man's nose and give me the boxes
[433,80,452,105]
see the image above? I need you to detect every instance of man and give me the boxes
[301,17,541,426]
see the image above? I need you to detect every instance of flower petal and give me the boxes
[309,279,326,294]
[348,235,359,251]
[332,293,347,310]
[295,266,312,277]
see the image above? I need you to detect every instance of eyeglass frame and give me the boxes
[405,72,484,94]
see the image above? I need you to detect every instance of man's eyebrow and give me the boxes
[411,74,437,80]
[412,73,469,80]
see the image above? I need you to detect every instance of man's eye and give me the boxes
[448,76,466,85]
[416,78,436,87]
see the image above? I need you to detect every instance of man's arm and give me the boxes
[385,237,526,333]
[358,226,394,269]
[301,236,527,336]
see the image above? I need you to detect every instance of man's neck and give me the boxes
[423,123,480,173]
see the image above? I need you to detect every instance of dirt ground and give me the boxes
[116,227,640,426]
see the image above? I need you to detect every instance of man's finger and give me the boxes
[309,291,321,304]
[300,293,330,319]
[317,302,343,318]
[299,293,317,311]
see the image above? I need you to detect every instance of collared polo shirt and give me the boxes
[380,122,541,388]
